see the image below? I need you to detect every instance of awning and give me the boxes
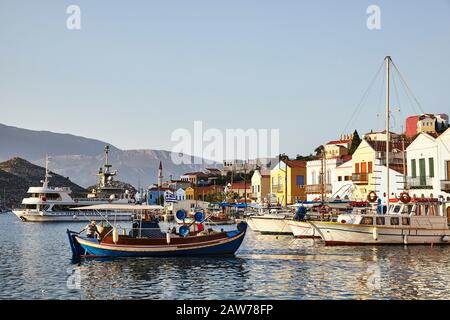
[71,204,164,211]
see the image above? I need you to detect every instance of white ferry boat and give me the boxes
[13,146,134,222]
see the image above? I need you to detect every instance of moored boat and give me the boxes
[67,204,247,257]
[13,146,135,222]
[246,209,293,235]
[309,197,450,245]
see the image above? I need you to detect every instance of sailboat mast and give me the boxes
[385,56,391,202]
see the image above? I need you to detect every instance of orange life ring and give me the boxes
[400,192,411,203]
[367,191,378,203]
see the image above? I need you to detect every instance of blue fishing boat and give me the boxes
[67,204,247,258]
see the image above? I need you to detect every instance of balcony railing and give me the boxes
[271,185,284,193]
[305,184,332,194]
[441,180,450,192]
[405,176,433,189]
[352,173,369,184]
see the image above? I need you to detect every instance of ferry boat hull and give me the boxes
[287,220,321,239]
[309,220,450,245]
[67,222,247,257]
[13,210,132,222]
[246,215,292,235]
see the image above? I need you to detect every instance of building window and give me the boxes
[411,159,416,178]
[429,158,434,178]
[338,176,342,182]
[296,175,305,186]
[355,163,360,174]
[368,162,373,174]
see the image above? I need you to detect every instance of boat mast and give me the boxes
[385,56,391,202]
[43,154,50,188]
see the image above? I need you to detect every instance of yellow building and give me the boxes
[183,185,223,201]
[185,187,194,200]
[270,159,307,206]
[251,169,271,203]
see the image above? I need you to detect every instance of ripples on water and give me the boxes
[1,212,450,299]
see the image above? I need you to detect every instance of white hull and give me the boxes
[247,215,292,235]
[12,210,133,222]
[309,221,450,245]
[288,221,321,238]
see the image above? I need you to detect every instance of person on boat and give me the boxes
[84,220,99,239]
[197,223,204,232]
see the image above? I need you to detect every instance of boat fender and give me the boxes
[112,227,119,244]
[166,232,171,244]
[403,234,408,245]
[372,227,378,241]
[194,211,205,222]
[176,210,187,221]
[442,235,449,243]
[179,225,190,237]
[341,220,347,224]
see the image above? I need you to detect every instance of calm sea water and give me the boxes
[1,212,450,300]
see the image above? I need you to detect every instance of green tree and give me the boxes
[348,130,362,155]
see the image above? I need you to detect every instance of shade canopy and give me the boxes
[71,204,164,211]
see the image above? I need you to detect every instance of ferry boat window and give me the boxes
[376,217,385,225]
[402,217,410,225]
[390,217,400,225]
[361,217,374,225]
[393,205,401,213]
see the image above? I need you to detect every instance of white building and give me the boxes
[406,129,450,199]
[306,156,353,201]
[176,188,186,201]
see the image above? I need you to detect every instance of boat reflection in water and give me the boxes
[68,204,247,258]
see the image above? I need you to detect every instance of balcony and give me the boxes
[441,180,450,192]
[305,184,332,194]
[271,185,284,193]
[405,176,433,190]
[352,173,369,185]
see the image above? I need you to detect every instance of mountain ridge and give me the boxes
[0,123,221,188]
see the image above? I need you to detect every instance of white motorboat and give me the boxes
[246,209,293,235]
[13,146,135,222]
[309,198,450,245]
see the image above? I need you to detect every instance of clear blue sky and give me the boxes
[1,0,450,158]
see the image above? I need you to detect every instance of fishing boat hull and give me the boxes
[13,210,132,222]
[287,220,321,239]
[309,221,450,245]
[246,215,292,235]
[67,222,247,257]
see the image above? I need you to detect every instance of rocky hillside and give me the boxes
[0,157,86,211]
[0,123,221,188]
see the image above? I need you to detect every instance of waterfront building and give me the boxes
[222,158,274,174]
[175,188,186,201]
[147,186,172,205]
[269,159,307,206]
[351,139,406,202]
[405,113,449,138]
[251,169,270,203]
[180,172,209,186]
[229,182,252,200]
[305,155,352,201]
[405,128,450,199]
